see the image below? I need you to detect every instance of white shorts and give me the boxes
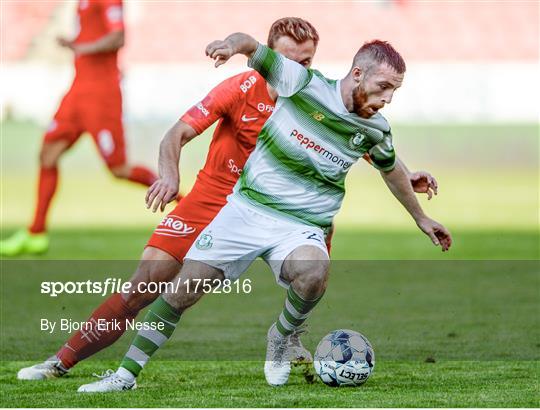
[184,195,329,288]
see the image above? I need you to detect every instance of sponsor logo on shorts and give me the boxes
[240,76,257,93]
[290,129,352,170]
[155,215,196,238]
[228,159,242,175]
[195,233,213,250]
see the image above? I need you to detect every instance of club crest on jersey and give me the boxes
[349,130,367,150]
[195,233,213,250]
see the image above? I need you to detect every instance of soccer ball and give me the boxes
[313,329,375,387]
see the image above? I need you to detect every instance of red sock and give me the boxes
[127,166,157,187]
[29,167,58,234]
[56,293,137,369]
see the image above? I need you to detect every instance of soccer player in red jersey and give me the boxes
[17,18,437,383]
[1,0,158,256]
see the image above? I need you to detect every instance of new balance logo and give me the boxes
[241,114,258,122]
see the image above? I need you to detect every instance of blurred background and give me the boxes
[1,0,538,257]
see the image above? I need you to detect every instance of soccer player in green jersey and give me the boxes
[78,32,451,391]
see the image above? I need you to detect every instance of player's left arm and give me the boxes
[58,1,125,55]
[368,136,451,251]
[364,153,439,199]
[380,160,452,251]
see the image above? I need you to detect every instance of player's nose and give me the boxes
[382,91,395,105]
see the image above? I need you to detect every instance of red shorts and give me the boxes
[146,187,227,262]
[44,83,126,167]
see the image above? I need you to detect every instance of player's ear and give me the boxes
[351,66,362,84]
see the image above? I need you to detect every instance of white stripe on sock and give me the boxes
[126,345,149,367]
[285,299,310,319]
[152,312,177,328]
[138,328,168,347]
[278,313,295,331]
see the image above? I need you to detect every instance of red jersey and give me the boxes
[181,70,275,202]
[73,0,124,89]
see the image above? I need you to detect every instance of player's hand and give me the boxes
[410,171,438,200]
[205,40,235,67]
[145,177,179,213]
[416,217,452,252]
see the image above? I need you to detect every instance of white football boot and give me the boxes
[289,326,316,383]
[264,323,292,386]
[78,370,136,393]
[17,357,69,380]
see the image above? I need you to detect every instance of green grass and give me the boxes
[1,361,538,407]
[1,121,538,406]
[0,227,538,260]
[1,229,539,407]
[1,120,538,230]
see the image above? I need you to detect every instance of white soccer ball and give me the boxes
[313,329,375,387]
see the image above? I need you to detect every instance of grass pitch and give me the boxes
[1,229,538,407]
[1,120,538,406]
[1,360,538,407]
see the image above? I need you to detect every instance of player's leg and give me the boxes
[263,229,330,386]
[77,260,224,392]
[16,246,181,380]
[117,261,224,380]
[77,199,259,392]
[0,93,81,256]
[86,93,157,187]
[55,247,182,368]
[17,195,210,380]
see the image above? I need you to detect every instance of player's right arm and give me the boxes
[145,75,243,212]
[145,120,197,212]
[206,33,309,97]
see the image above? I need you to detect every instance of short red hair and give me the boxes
[354,40,406,74]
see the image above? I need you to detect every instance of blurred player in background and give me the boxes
[17,18,437,388]
[1,0,158,256]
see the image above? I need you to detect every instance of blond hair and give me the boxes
[267,17,319,48]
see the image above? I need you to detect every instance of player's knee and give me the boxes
[124,248,182,311]
[161,290,192,313]
[39,144,63,168]
[109,164,130,179]
[298,262,329,297]
[123,290,159,312]
[285,246,329,297]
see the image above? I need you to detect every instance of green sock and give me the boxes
[276,286,324,336]
[119,296,181,378]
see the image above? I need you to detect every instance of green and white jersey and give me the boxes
[234,43,396,229]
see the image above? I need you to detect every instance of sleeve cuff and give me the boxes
[247,42,266,70]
